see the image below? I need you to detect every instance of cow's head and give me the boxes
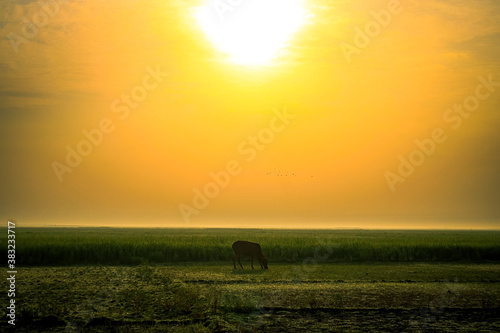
[260,256,268,269]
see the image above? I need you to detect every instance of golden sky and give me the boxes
[1,0,499,228]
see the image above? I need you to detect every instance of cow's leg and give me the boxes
[237,255,243,269]
[251,257,254,269]
[233,254,237,269]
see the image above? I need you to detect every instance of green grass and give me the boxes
[1,228,499,331]
[7,228,500,266]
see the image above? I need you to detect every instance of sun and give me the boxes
[194,0,305,66]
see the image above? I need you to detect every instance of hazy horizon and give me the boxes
[12,218,500,230]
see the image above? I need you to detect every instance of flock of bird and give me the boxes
[266,169,314,178]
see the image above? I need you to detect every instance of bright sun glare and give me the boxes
[194,0,305,66]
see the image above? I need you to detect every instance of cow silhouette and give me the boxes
[232,240,268,269]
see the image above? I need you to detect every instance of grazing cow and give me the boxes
[232,240,268,269]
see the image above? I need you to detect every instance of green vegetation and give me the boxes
[9,228,500,266]
[2,228,499,331]
[2,263,499,332]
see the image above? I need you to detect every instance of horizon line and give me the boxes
[14,224,500,231]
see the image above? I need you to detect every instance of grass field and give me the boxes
[2,228,500,332]
[8,228,500,265]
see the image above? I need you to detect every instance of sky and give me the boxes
[0,0,499,229]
